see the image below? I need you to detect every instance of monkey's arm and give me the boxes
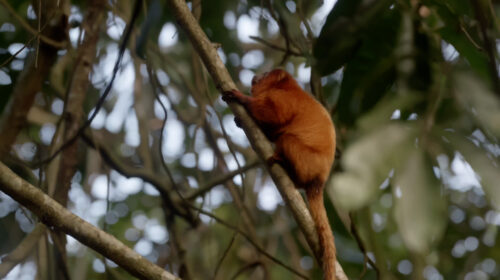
[222,89,252,105]
[223,89,292,126]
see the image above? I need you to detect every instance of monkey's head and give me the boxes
[251,69,300,96]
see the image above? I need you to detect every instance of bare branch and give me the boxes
[0,161,180,280]
[54,0,105,206]
[186,160,260,200]
[249,36,302,56]
[36,0,142,166]
[81,130,199,227]
[187,204,308,279]
[0,0,67,159]
[470,0,500,96]
[0,0,67,49]
[0,223,47,277]
[166,0,348,278]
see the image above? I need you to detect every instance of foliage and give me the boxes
[0,0,500,279]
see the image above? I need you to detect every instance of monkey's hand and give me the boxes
[266,153,282,166]
[234,116,242,128]
[222,89,239,103]
[222,89,250,104]
[223,90,251,128]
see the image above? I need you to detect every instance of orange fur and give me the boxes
[223,69,337,280]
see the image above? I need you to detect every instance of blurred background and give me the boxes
[0,0,499,279]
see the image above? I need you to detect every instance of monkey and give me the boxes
[222,69,337,280]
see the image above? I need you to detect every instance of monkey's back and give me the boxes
[275,89,336,185]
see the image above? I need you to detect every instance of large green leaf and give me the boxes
[313,0,394,75]
[297,0,323,17]
[393,150,447,254]
[136,0,163,59]
[313,0,364,74]
[430,0,490,81]
[452,72,500,138]
[199,0,239,52]
[328,123,415,210]
[336,9,401,125]
[356,93,423,132]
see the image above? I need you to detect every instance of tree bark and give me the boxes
[166,0,347,278]
[0,161,180,280]
[0,0,68,159]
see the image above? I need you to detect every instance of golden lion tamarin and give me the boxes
[223,69,337,279]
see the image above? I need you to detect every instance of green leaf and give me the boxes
[136,0,163,59]
[199,0,239,52]
[328,124,415,210]
[313,0,394,75]
[273,1,309,53]
[297,0,323,17]
[452,72,500,138]
[427,0,473,18]
[356,93,423,132]
[448,135,500,210]
[393,150,447,254]
[336,9,401,125]
[430,1,490,81]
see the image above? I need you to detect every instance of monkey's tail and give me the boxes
[306,184,336,280]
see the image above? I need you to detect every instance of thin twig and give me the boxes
[470,0,500,96]
[230,261,263,280]
[0,161,180,280]
[35,0,41,68]
[212,233,238,280]
[249,36,302,56]
[187,204,309,280]
[0,36,35,68]
[166,0,349,278]
[35,0,142,166]
[81,130,198,226]
[459,22,483,51]
[0,0,66,49]
[186,160,260,200]
[349,213,380,279]
[0,223,47,277]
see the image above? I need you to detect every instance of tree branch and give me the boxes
[166,0,347,278]
[186,160,260,200]
[470,0,500,96]
[0,161,180,280]
[0,0,67,49]
[81,130,199,227]
[0,0,67,159]
[0,223,47,277]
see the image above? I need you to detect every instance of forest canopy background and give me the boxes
[0,0,500,279]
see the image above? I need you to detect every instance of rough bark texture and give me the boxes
[0,0,68,159]
[0,161,180,280]
[166,0,347,278]
[53,0,103,206]
[48,2,106,278]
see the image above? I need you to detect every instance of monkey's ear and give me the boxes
[277,70,287,81]
[270,69,288,82]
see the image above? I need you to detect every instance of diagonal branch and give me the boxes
[166,0,347,278]
[470,0,500,96]
[81,131,199,227]
[186,160,260,200]
[0,0,67,160]
[0,223,47,277]
[188,204,308,279]
[0,0,67,49]
[36,0,142,166]
[0,161,180,280]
